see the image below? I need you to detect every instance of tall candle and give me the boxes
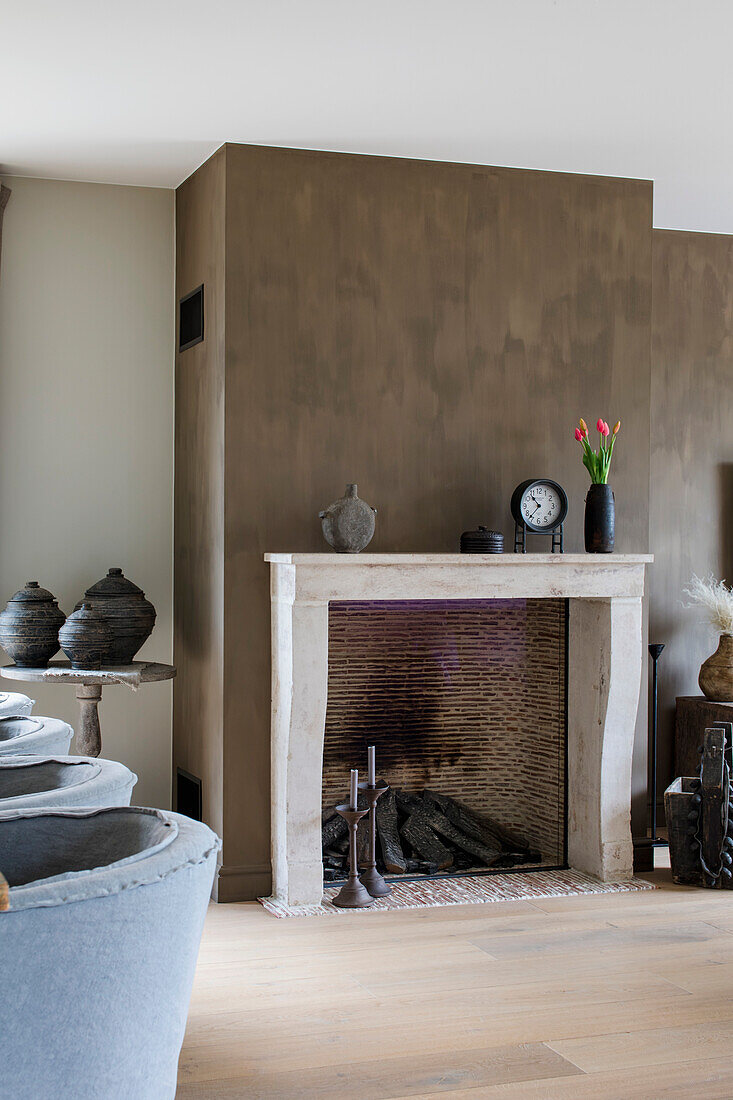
[368,745,376,788]
[350,769,358,810]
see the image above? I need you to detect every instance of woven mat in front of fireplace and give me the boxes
[258,869,656,918]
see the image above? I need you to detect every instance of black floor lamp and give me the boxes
[634,643,668,867]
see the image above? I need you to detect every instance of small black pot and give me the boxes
[59,603,115,669]
[584,484,615,553]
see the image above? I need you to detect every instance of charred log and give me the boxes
[322,813,348,850]
[376,787,407,873]
[400,809,454,870]
[423,789,530,853]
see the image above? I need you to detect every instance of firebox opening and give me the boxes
[322,598,568,883]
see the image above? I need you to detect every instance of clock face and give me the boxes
[519,482,563,529]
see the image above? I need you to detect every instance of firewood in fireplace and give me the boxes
[420,802,501,865]
[400,809,454,870]
[324,784,542,878]
[423,789,531,853]
[375,787,408,873]
[322,812,349,851]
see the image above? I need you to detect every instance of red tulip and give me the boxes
[575,428,584,442]
[596,418,605,434]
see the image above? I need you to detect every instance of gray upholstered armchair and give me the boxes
[1,805,220,1100]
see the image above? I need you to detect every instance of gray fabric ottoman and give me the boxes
[0,691,34,717]
[0,715,73,756]
[0,806,220,1100]
[0,754,137,810]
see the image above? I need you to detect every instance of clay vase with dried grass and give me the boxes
[699,634,733,702]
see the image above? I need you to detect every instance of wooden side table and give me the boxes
[0,661,176,757]
[675,696,733,777]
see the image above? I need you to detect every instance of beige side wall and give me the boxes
[0,175,174,807]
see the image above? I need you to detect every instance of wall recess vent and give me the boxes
[179,284,204,351]
[176,766,202,821]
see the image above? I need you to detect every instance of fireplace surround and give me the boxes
[266,553,651,907]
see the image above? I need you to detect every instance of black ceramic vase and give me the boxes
[584,483,615,553]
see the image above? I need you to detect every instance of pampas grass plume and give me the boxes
[683,574,733,634]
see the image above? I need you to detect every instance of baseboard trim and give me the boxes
[213,862,272,903]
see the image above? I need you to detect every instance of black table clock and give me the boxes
[511,479,568,553]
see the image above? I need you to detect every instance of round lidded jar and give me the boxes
[75,568,156,664]
[459,527,504,554]
[59,603,115,669]
[0,581,66,668]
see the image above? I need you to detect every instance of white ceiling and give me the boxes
[3,0,733,233]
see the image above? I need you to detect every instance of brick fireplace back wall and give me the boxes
[323,599,567,861]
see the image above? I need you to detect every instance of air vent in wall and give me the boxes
[179,284,204,351]
[176,767,202,821]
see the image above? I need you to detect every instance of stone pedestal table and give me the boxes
[0,662,176,757]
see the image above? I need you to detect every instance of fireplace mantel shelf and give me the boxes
[265,552,652,604]
[266,553,652,563]
[266,552,652,906]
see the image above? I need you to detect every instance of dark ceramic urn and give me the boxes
[59,603,115,669]
[319,484,376,553]
[0,581,66,668]
[74,568,156,663]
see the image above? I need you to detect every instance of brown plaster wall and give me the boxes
[650,229,733,802]
[177,143,654,899]
[173,148,226,868]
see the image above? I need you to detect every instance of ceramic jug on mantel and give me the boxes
[319,484,376,553]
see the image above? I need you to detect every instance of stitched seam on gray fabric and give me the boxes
[2,780,133,807]
[0,761,103,797]
[7,839,223,910]
[0,803,169,822]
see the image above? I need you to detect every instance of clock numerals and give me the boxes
[521,484,560,529]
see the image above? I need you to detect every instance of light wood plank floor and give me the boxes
[176,869,733,1098]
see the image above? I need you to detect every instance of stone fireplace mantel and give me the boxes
[265,553,652,907]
